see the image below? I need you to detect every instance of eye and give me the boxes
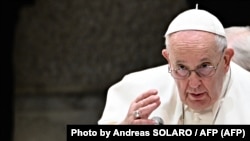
[199,62,211,68]
[177,64,188,70]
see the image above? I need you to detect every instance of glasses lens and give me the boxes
[197,66,215,77]
[173,69,189,79]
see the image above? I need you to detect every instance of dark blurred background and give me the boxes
[1,0,249,141]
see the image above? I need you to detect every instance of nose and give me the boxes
[188,71,201,89]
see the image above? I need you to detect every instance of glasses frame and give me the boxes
[168,50,225,80]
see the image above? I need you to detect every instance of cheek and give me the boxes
[205,75,224,100]
[175,80,188,99]
[206,82,217,98]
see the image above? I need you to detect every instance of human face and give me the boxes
[163,31,228,111]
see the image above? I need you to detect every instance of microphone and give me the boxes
[151,116,164,125]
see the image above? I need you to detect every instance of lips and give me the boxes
[188,92,206,100]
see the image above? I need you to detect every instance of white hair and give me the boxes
[225,26,250,71]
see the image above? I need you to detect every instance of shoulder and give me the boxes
[231,61,250,77]
[230,61,250,89]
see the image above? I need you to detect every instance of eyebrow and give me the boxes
[175,57,211,64]
[174,58,212,69]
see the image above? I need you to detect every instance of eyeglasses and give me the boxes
[168,54,223,80]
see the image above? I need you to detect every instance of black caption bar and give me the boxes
[67,125,250,140]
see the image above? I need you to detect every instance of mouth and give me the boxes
[188,92,206,100]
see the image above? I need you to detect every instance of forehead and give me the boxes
[168,30,218,59]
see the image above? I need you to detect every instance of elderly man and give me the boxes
[98,8,250,124]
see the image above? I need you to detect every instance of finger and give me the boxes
[134,89,158,103]
[123,89,160,124]
[135,98,161,118]
[134,92,160,112]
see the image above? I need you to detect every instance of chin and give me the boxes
[188,100,210,111]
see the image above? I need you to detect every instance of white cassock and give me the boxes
[98,62,250,124]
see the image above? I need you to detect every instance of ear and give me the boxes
[162,49,170,62]
[223,48,234,72]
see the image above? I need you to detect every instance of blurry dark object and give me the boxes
[186,0,250,27]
